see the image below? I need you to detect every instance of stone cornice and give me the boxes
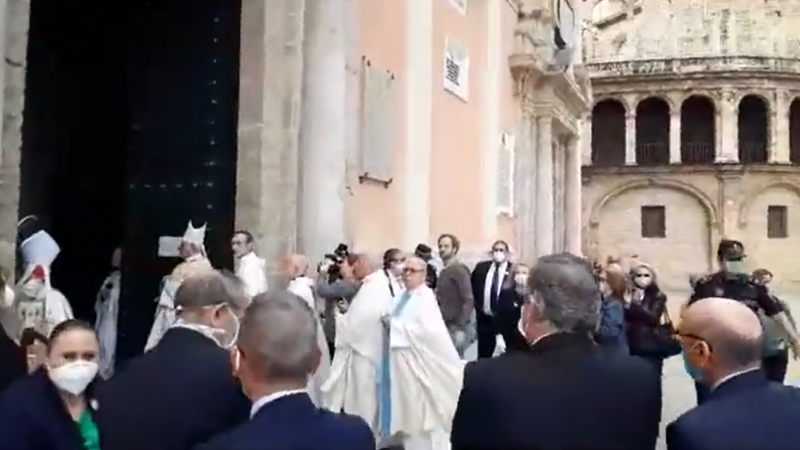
[587,56,800,83]
[582,162,800,178]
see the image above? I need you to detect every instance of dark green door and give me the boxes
[116,0,241,361]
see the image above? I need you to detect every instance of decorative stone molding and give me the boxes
[587,57,800,81]
[737,180,800,228]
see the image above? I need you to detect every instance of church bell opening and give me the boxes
[17,0,241,362]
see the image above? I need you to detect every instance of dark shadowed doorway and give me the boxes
[19,0,241,363]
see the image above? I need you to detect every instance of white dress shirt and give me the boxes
[482,261,508,315]
[250,389,308,418]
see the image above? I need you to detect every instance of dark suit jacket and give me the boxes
[470,260,517,319]
[666,370,800,450]
[194,392,374,450]
[95,327,250,450]
[0,368,101,450]
[451,333,661,450]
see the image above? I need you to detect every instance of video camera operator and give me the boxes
[314,244,361,357]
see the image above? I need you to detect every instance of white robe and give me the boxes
[381,285,464,450]
[288,276,331,406]
[235,252,268,298]
[321,270,402,428]
[94,270,120,378]
[8,267,73,340]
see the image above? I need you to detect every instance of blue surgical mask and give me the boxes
[723,260,748,275]
[681,352,703,381]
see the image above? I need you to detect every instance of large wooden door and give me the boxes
[116,0,241,361]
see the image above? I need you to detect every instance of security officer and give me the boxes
[687,239,800,404]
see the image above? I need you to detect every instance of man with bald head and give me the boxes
[96,271,251,450]
[195,291,374,450]
[667,297,800,450]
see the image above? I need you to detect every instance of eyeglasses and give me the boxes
[675,331,713,350]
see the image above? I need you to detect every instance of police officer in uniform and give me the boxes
[687,239,800,404]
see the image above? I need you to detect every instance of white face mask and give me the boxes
[19,279,45,298]
[492,251,507,263]
[633,272,653,288]
[175,304,240,349]
[48,361,98,395]
[514,274,527,285]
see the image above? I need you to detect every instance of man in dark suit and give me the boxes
[452,253,661,450]
[470,240,525,358]
[667,296,800,450]
[195,290,374,450]
[95,271,251,450]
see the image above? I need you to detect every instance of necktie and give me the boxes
[490,264,501,312]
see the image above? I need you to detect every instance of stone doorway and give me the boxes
[17,0,241,361]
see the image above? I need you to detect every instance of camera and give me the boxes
[322,244,349,283]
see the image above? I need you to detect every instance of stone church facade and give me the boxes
[582,0,800,292]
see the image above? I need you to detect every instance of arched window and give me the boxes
[635,97,670,166]
[790,99,800,165]
[680,95,716,164]
[591,99,626,166]
[738,95,769,164]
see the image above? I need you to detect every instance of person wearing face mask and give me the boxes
[195,291,374,450]
[451,253,661,450]
[320,249,403,434]
[470,240,521,358]
[689,239,800,405]
[94,272,250,450]
[436,234,475,357]
[752,268,794,383]
[595,264,629,352]
[0,319,102,450]
[668,297,800,450]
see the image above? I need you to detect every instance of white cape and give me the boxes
[321,270,401,427]
[288,276,331,406]
[383,285,464,447]
[95,270,120,378]
[144,276,179,351]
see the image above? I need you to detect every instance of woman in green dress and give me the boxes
[0,319,102,450]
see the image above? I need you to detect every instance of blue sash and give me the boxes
[378,291,413,438]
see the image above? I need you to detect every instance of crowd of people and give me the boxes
[0,215,799,450]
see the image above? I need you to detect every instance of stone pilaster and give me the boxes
[718,90,738,162]
[515,108,537,263]
[0,0,30,273]
[580,114,592,166]
[536,115,554,257]
[625,112,636,165]
[772,90,790,163]
[669,110,681,163]
[565,135,582,255]
[297,0,348,259]
[235,0,306,265]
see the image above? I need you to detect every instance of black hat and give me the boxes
[414,244,432,256]
[717,239,745,261]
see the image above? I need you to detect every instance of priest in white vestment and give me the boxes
[321,249,406,432]
[95,247,121,378]
[280,254,331,406]
[145,221,214,351]
[231,230,267,298]
[12,225,74,341]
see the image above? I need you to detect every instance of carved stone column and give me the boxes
[625,112,636,165]
[772,90,790,163]
[515,106,537,263]
[718,90,739,163]
[581,113,592,166]
[536,115,554,257]
[565,135,582,255]
[669,110,681,163]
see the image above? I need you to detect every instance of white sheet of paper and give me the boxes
[157,236,182,257]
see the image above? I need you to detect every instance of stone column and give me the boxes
[669,110,681,163]
[235,0,306,265]
[536,115,554,257]
[297,0,348,259]
[342,0,360,244]
[772,90,790,163]
[625,112,636,165]
[565,135,582,255]
[0,0,31,271]
[515,108,537,262]
[718,90,739,162]
[580,114,592,166]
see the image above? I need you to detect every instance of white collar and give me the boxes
[185,254,203,263]
[712,367,761,391]
[250,389,307,418]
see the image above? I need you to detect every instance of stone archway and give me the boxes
[738,181,800,227]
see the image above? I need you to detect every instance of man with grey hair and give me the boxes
[666,297,800,450]
[451,252,661,450]
[95,271,250,450]
[196,291,374,450]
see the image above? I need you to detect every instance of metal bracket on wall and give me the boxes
[358,173,393,188]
